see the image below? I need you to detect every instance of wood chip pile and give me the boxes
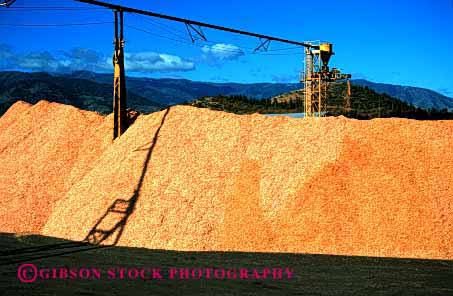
[0,101,112,233]
[1,101,452,259]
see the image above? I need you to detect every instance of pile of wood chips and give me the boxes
[1,101,452,259]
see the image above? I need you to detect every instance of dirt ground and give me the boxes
[0,233,452,295]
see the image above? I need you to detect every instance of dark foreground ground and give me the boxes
[0,233,452,295]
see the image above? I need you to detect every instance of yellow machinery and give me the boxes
[112,10,128,139]
[303,42,351,118]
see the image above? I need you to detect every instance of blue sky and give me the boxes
[1,0,452,96]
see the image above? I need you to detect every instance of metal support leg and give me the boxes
[113,10,128,140]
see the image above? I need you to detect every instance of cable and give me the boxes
[125,24,195,47]
[135,14,187,39]
[2,7,104,10]
[8,6,104,9]
[144,19,189,42]
[125,24,246,54]
[0,9,108,12]
[140,17,190,42]
[267,46,302,52]
[126,24,303,56]
[0,8,106,11]
[0,21,113,27]
[134,14,302,53]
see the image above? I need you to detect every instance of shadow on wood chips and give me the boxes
[85,107,171,246]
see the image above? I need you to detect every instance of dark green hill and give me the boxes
[0,71,163,116]
[188,83,453,120]
[352,79,453,111]
[327,83,453,119]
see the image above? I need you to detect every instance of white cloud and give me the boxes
[0,45,195,73]
[201,43,244,61]
[125,52,194,72]
[16,52,59,70]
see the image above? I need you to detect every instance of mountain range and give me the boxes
[0,70,452,116]
[351,79,453,111]
[62,71,301,105]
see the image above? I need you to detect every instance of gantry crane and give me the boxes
[76,0,352,137]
